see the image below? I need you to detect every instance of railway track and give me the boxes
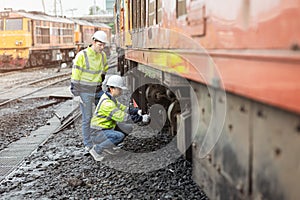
[0,67,71,107]
[0,77,70,107]
[0,72,71,95]
[0,67,69,90]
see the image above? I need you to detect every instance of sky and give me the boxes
[0,0,106,17]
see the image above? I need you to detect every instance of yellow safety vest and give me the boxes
[71,47,108,92]
[91,92,128,130]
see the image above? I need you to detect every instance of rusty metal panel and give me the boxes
[190,83,216,197]
[212,92,251,199]
[193,156,215,198]
[191,81,251,199]
[186,0,206,37]
[252,104,300,200]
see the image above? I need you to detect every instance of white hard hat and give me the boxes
[106,75,127,90]
[92,30,109,43]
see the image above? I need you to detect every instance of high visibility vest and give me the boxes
[71,47,108,91]
[91,92,128,130]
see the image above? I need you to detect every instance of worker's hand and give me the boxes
[137,109,143,116]
[142,114,150,123]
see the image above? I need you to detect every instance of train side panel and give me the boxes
[28,13,76,67]
[114,0,300,199]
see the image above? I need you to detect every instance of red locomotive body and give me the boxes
[114,0,300,199]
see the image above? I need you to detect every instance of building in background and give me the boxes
[91,0,113,14]
[105,0,114,14]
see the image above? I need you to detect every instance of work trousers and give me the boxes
[79,91,103,148]
[92,129,125,154]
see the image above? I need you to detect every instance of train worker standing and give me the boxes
[89,75,150,161]
[70,30,109,152]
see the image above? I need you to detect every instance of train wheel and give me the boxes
[25,60,31,68]
[148,104,168,131]
[30,54,37,66]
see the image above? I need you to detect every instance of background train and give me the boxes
[114,0,300,199]
[0,9,111,71]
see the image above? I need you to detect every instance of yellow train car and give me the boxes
[0,10,113,71]
[0,11,32,70]
[0,10,76,71]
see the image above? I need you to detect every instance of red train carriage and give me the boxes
[114,0,300,199]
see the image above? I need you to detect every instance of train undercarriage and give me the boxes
[0,48,75,71]
[27,48,75,68]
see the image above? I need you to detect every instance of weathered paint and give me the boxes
[115,0,300,199]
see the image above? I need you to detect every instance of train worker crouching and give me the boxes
[70,31,109,152]
[89,75,150,161]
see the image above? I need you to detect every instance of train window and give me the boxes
[177,0,187,18]
[6,18,23,30]
[132,0,137,29]
[27,21,31,32]
[148,0,162,26]
[148,0,156,26]
[137,0,141,28]
[157,0,162,24]
[141,0,146,28]
[52,28,59,36]
[0,20,3,31]
[36,27,50,44]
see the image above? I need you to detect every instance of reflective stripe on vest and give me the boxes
[71,49,106,86]
[95,96,121,121]
[84,50,106,74]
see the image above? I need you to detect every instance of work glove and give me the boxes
[137,109,143,116]
[142,114,150,123]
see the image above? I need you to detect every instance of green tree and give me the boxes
[108,22,115,34]
[89,6,100,15]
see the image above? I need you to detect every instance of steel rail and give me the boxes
[0,77,70,107]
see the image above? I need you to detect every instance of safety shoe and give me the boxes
[83,146,92,156]
[89,147,105,161]
[85,146,92,151]
[103,148,119,155]
[113,142,124,150]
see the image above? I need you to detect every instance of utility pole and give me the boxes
[93,0,97,15]
[42,0,46,13]
[59,0,63,16]
[54,0,57,16]
[67,8,77,17]
[53,0,63,17]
